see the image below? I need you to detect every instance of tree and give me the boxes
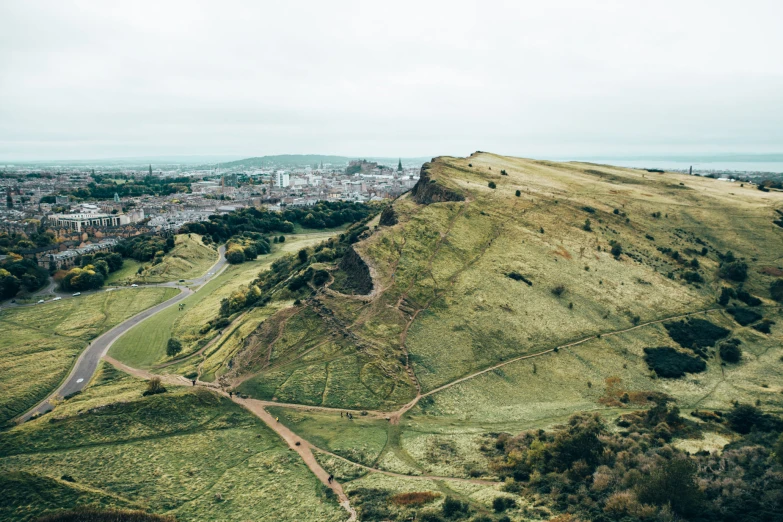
[583,219,592,232]
[166,338,183,357]
[298,249,308,264]
[611,243,623,258]
[225,248,245,264]
[637,457,703,516]
[719,260,748,282]
[0,269,21,298]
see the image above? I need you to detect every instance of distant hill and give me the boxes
[217,154,430,169]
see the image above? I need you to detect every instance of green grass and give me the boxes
[112,235,219,285]
[0,287,178,426]
[104,259,143,285]
[268,407,388,466]
[0,367,344,522]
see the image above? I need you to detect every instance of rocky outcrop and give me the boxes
[410,162,465,204]
[335,246,373,295]
[379,205,398,226]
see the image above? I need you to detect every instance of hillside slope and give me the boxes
[214,153,782,415]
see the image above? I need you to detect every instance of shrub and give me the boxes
[727,307,762,326]
[515,189,521,197]
[278,235,285,242]
[500,169,508,175]
[637,457,703,516]
[643,346,706,378]
[488,181,496,189]
[492,497,516,512]
[719,339,742,363]
[390,491,439,506]
[736,289,761,306]
[312,269,329,287]
[718,287,736,305]
[297,249,309,264]
[719,260,748,282]
[583,219,592,231]
[551,284,566,297]
[682,270,703,283]
[442,497,469,517]
[166,338,183,357]
[752,320,774,334]
[664,318,729,351]
[225,248,245,264]
[143,377,166,396]
[770,279,783,302]
[610,243,623,258]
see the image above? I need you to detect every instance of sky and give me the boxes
[1,0,782,161]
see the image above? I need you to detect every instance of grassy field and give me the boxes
[0,287,178,426]
[0,365,344,522]
[110,234,218,285]
[109,231,342,370]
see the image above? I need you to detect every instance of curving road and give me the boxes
[16,246,227,423]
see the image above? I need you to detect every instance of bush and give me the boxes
[507,272,532,285]
[637,457,703,516]
[611,243,623,258]
[225,248,245,264]
[551,284,566,297]
[727,307,762,326]
[442,497,469,518]
[770,279,783,302]
[583,219,592,231]
[719,339,742,363]
[682,270,703,283]
[719,260,748,282]
[312,269,329,287]
[166,338,183,357]
[515,189,521,197]
[143,377,166,396]
[390,492,440,506]
[718,287,736,305]
[644,346,706,378]
[752,320,774,334]
[736,289,761,306]
[298,249,309,264]
[488,181,496,189]
[492,497,516,512]
[664,318,729,351]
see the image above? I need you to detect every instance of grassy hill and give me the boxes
[0,364,344,522]
[221,153,783,412]
[109,235,218,285]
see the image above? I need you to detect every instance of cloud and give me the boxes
[1,0,781,160]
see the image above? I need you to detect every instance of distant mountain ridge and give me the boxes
[217,154,430,168]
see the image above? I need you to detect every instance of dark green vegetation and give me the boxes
[485,404,783,522]
[45,175,190,200]
[0,366,344,522]
[664,318,730,355]
[34,508,175,522]
[0,228,56,254]
[115,235,175,263]
[179,202,375,244]
[0,257,49,298]
[643,346,706,378]
[56,253,125,292]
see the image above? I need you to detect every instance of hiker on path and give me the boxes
[328,474,333,484]
[191,379,196,386]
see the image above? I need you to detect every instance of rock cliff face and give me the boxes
[335,246,373,295]
[410,162,465,204]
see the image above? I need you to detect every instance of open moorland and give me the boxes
[0,287,178,427]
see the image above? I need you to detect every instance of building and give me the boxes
[44,239,118,270]
[275,171,290,188]
[48,212,132,232]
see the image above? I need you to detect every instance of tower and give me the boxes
[149,164,153,176]
[114,192,120,203]
[397,159,403,172]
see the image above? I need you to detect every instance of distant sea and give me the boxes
[570,158,783,174]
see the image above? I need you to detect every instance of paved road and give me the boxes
[16,246,227,423]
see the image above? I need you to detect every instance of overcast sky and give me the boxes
[1,1,782,161]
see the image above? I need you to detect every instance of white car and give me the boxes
[37,299,45,304]
[131,284,138,287]
[72,292,81,297]
[52,297,62,301]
